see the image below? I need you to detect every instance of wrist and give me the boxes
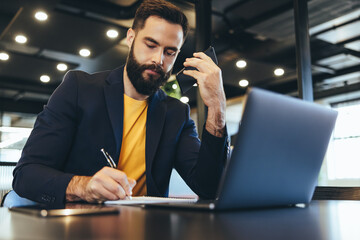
[66,175,90,202]
[206,107,226,137]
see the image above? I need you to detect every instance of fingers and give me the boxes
[84,167,136,202]
[183,63,221,87]
[128,178,137,189]
[181,51,225,111]
[183,69,206,85]
[88,181,120,202]
[86,170,124,201]
[193,52,213,63]
[183,53,215,73]
[184,60,211,74]
[106,168,134,196]
[99,172,128,199]
[183,51,221,86]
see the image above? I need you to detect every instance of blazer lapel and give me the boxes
[103,67,125,158]
[146,91,167,195]
[103,66,167,195]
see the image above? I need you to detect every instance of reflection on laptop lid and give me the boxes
[146,87,338,210]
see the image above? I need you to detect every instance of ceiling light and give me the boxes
[236,60,247,68]
[79,48,91,57]
[57,63,68,71]
[40,75,50,83]
[274,68,285,76]
[15,35,27,44]
[106,29,119,39]
[172,84,177,89]
[35,11,48,21]
[239,79,249,88]
[0,52,9,61]
[180,96,189,103]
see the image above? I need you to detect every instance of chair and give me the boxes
[1,190,37,208]
[312,186,360,200]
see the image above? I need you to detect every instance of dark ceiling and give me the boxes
[0,0,359,114]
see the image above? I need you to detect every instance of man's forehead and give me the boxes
[136,16,184,48]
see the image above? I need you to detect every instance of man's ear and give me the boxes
[126,28,135,48]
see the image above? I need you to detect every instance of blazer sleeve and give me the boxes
[12,71,79,206]
[174,104,229,199]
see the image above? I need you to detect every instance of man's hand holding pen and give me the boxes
[87,167,136,202]
[65,150,136,203]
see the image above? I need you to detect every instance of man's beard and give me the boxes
[126,45,172,96]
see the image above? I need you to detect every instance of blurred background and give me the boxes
[1,0,360,199]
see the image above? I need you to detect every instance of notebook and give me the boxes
[108,87,338,210]
[105,196,198,205]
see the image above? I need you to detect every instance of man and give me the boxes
[12,0,228,205]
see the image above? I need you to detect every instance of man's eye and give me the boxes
[147,44,156,49]
[165,51,176,56]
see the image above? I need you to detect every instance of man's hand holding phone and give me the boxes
[176,46,218,94]
[180,47,226,137]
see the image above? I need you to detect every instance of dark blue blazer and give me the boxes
[13,66,228,205]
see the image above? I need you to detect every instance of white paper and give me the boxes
[105,196,198,205]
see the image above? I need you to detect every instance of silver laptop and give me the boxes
[147,87,338,210]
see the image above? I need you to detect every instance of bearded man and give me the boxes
[12,0,228,205]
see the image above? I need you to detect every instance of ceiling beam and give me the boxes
[336,35,360,46]
[0,7,22,41]
[314,82,360,100]
[254,64,360,96]
[0,76,58,94]
[345,48,360,58]
[313,64,360,83]
[311,16,360,38]
[243,1,294,29]
[223,0,253,14]
[0,97,45,114]
[58,0,142,20]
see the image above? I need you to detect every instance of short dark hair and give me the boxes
[132,0,189,40]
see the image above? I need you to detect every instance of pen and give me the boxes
[100,148,133,199]
[100,148,117,168]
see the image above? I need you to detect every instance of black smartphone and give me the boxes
[176,46,218,94]
[9,204,120,217]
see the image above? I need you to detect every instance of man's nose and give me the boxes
[151,49,164,66]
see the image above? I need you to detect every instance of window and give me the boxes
[0,112,36,200]
[0,112,35,163]
[319,99,360,186]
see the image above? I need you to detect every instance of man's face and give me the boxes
[126,16,184,96]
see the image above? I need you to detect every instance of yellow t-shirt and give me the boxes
[117,94,148,196]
